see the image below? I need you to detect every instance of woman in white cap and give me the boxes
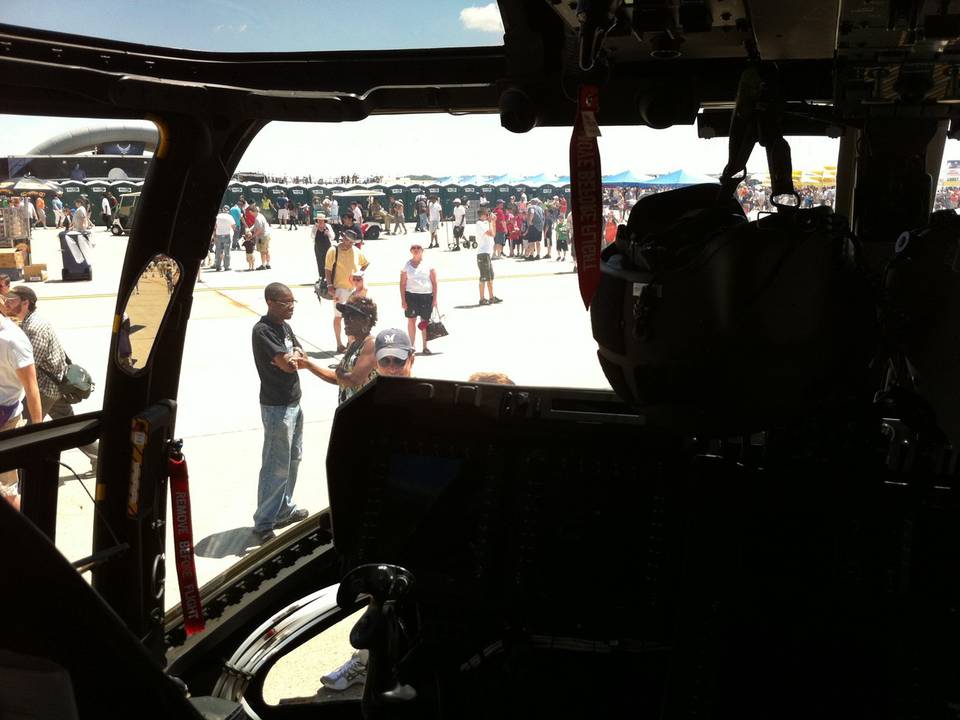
[350,269,367,298]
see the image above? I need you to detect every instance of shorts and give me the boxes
[0,415,23,493]
[556,234,569,252]
[404,291,433,320]
[257,234,270,253]
[477,253,494,282]
[333,287,353,316]
[429,220,439,234]
[526,227,543,244]
[278,208,289,220]
[495,231,505,246]
[453,225,464,239]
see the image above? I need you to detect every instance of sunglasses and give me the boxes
[270,299,297,308]
[377,355,408,368]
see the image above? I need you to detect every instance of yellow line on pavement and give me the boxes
[39,269,574,301]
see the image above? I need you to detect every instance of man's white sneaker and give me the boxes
[320,651,367,691]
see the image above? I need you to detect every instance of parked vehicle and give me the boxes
[110,191,140,236]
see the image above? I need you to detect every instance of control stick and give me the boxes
[338,564,417,718]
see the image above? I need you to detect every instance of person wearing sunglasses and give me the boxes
[296,295,379,405]
[373,328,415,377]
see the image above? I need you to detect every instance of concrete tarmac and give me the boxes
[23,220,612,703]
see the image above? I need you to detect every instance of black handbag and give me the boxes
[426,307,448,341]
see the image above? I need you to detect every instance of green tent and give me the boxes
[222,183,244,208]
[441,184,461,216]
[243,182,267,211]
[385,184,410,219]
[308,185,327,213]
[83,181,110,225]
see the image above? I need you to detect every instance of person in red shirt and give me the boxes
[559,196,567,216]
[506,209,520,256]
[493,199,508,259]
[243,202,257,230]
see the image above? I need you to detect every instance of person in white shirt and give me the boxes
[0,313,42,511]
[248,205,272,270]
[101,195,112,228]
[400,243,438,355]
[72,199,89,233]
[212,205,237,271]
[451,197,467,251]
[427,196,442,249]
[475,207,502,306]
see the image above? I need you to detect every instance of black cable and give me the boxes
[59,460,124,557]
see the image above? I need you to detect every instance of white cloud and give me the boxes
[460,4,504,34]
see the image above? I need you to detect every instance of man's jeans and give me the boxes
[418,212,428,232]
[214,234,232,269]
[254,403,303,532]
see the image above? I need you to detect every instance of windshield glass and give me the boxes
[0,0,504,53]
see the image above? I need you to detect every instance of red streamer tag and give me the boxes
[169,455,205,636]
[570,84,603,309]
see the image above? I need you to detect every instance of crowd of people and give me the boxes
[247,174,384,186]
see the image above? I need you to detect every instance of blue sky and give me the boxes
[0,0,504,52]
[1,4,958,178]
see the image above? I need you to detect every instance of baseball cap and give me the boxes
[316,212,327,220]
[351,269,364,278]
[410,242,423,250]
[453,198,461,204]
[9,285,36,306]
[341,229,358,241]
[375,329,414,361]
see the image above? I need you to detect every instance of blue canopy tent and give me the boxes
[602,169,652,186]
[519,172,559,186]
[488,173,520,186]
[459,175,491,186]
[638,169,718,186]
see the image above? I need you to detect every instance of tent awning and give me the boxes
[637,169,719,187]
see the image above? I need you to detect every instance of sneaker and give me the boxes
[321,652,367,691]
[265,264,272,269]
[255,265,265,271]
[252,528,276,544]
[490,297,503,304]
[275,507,309,529]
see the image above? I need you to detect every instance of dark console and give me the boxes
[327,377,960,719]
